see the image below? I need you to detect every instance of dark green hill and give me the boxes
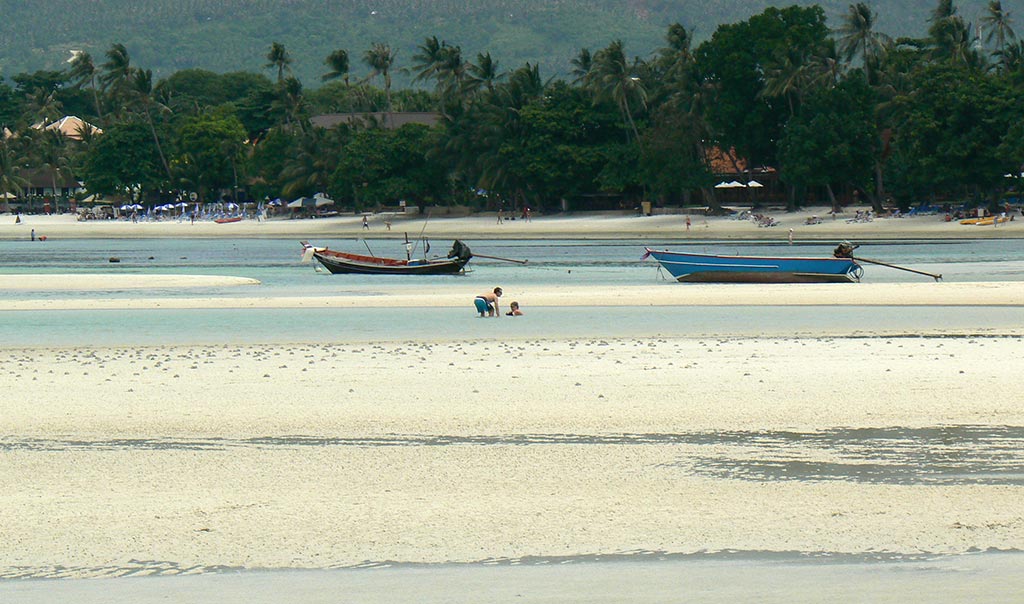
[0,1,1014,85]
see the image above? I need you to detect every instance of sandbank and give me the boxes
[1,335,1022,581]
[1,281,1021,311]
[1,208,1022,241]
[0,274,259,290]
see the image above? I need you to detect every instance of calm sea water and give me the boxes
[1,237,1022,347]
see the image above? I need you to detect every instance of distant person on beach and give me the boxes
[497,209,504,224]
[30,228,35,241]
[474,287,503,317]
[685,216,691,231]
[362,215,369,230]
[506,301,523,316]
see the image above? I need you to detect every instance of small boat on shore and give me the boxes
[302,239,473,275]
[961,215,1011,226]
[644,246,864,283]
[215,216,242,224]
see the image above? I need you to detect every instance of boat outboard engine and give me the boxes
[448,240,472,261]
[833,241,859,258]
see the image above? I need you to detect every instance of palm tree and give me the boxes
[762,49,810,116]
[570,48,592,84]
[322,49,350,85]
[130,68,174,184]
[363,42,397,112]
[996,39,1024,70]
[279,127,336,197]
[33,129,73,213]
[466,52,504,95]
[27,87,64,126]
[835,3,892,81]
[272,76,307,129]
[586,40,647,142]
[411,36,445,84]
[980,1,1016,64]
[99,43,132,112]
[0,138,29,210]
[265,42,293,83]
[66,50,104,123]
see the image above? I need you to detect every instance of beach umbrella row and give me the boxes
[714,180,763,189]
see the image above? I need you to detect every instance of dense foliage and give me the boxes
[0,1,1014,84]
[2,1,1024,214]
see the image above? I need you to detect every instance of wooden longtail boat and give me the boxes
[301,239,473,275]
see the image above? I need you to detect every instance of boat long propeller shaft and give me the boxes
[472,253,529,265]
[852,256,942,281]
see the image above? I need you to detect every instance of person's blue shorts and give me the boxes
[474,298,492,314]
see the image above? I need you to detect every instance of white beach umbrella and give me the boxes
[727,181,746,188]
[714,181,731,189]
[747,180,764,188]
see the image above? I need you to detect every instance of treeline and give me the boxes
[0,0,1005,84]
[2,1,1024,214]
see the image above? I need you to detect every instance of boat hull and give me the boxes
[645,248,862,283]
[313,250,469,275]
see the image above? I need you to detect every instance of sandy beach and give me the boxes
[1,206,1022,241]
[1,337,1022,573]
[1,210,1023,601]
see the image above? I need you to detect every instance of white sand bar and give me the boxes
[1,281,1021,311]
[0,336,1022,579]
[0,274,260,290]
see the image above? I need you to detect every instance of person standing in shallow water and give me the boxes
[474,287,502,317]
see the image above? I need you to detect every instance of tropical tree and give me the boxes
[835,3,892,81]
[586,40,647,142]
[322,49,350,86]
[0,137,29,209]
[265,42,293,83]
[81,121,164,196]
[129,68,174,184]
[363,42,397,112]
[65,50,104,123]
[465,52,504,96]
[696,5,831,170]
[32,128,75,213]
[98,43,133,111]
[26,86,64,126]
[980,1,1016,66]
[176,107,248,200]
[777,75,878,211]
[570,48,592,84]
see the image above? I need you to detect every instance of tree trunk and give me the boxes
[701,187,721,213]
[144,107,173,184]
[871,160,886,213]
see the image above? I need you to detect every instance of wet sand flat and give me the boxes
[1,335,1022,581]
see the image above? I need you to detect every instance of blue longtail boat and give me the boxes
[643,246,864,283]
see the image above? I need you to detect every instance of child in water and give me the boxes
[506,301,523,316]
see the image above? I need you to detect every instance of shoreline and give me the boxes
[1,281,1023,310]
[1,208,1022,241]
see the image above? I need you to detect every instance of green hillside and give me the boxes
[0,0,1015,85]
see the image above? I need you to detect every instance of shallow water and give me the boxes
[1,237,1022,347]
